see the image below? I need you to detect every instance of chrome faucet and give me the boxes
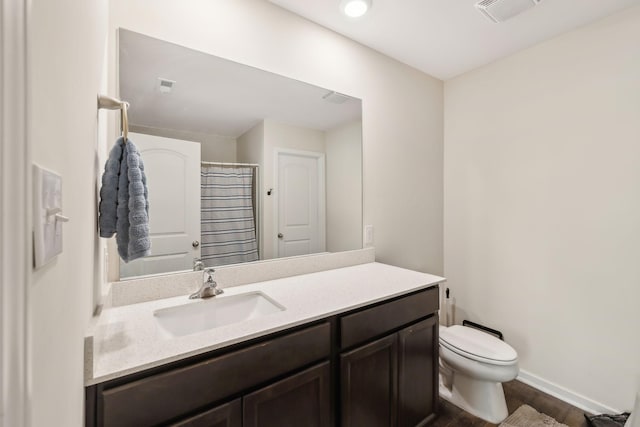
[189,268,223,299]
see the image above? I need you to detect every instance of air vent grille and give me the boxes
[322,91,352,104]
[475,0,542,23]
[158,78,176,93]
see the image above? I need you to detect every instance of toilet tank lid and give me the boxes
[440,325,517,362]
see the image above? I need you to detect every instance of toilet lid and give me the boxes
[440,325,517,363]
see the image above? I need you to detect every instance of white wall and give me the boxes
[237,122,264,167]
[1,0,28,424]
[326,121,363,253]
[129,124,237,162]
[27,0,108,425]
[109,0,444,275]
[444,6,640,412]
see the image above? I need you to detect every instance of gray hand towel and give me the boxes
[99,137,151,263]
[98,138,124,237]
[125,141,151,261]
[115,142,131,261]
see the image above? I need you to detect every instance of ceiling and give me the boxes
[119,30,361,137]
[268,0,639,80]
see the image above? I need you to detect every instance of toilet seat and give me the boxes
[440,325,517,366]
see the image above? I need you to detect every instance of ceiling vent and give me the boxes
[158,78,176,94]
[322,91,352,104]
[475,0,542,23]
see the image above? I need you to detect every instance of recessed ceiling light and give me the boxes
[341,0,372,18]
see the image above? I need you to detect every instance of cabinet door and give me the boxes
[341,334,398,427]
[243,362,331,427]
[170,398,241,427]
[397,316,438,427]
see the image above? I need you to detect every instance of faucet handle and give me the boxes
[203,268,223,297]
[203,267,216,282]
[189,267,222,299]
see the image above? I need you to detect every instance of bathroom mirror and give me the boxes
[116,29,363,279]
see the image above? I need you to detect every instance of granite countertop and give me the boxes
[86,262,445,386]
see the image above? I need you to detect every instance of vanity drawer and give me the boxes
[340,287,438,349]
[100,322,330,427]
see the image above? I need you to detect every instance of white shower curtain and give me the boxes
[201,165,259,267]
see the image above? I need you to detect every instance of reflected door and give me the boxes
[276,150,325,258]
[119,132,201,278]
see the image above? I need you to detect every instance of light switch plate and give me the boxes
[33,164,65,268]
[364,224,374,246]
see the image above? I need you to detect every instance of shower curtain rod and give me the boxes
[201,161,259,168]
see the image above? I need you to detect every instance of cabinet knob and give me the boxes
[192,240,200,248]
[277,233,284,239]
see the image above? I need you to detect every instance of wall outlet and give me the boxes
[364,225,374,246]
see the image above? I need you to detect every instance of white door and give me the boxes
[120,132,201,278]
[276,150,325,258]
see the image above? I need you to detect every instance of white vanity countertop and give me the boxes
[86,262,445,385]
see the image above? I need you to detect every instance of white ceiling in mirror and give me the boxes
[119,29,362,137]
[268,0,639,80]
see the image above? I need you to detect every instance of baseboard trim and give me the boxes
[517,370,620,415]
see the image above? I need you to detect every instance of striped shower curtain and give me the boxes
[200,165,259,267]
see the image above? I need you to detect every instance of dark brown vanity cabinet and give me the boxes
[243,362,331,427]
[172,362,331,427]
[341,334,399,427]
[340,288,440,427]
[86,285,439,427]
[88,323,331,427]
[170,399,241,427]
[397,317,439,427]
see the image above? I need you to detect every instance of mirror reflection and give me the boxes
[117,29,363,279]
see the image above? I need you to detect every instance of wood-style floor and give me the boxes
[431,380,590,427]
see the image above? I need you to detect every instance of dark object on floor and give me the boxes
[585,412,630,427]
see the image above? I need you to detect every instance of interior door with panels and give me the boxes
[275,149,325,258]
[120,132,201,278]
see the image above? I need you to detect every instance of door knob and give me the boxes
[192,240,200,248]
[277,233,284,239]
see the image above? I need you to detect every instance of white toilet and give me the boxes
[439,325,519,424]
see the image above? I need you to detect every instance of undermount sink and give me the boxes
[154,292,285,338]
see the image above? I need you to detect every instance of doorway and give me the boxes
[120,132,201,278]
[274,149,326,258]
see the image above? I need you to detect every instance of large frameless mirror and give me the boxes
[116,29,363,280]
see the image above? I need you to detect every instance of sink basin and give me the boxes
[154,292,285,337]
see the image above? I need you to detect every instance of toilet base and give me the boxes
[439,372,509,424]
